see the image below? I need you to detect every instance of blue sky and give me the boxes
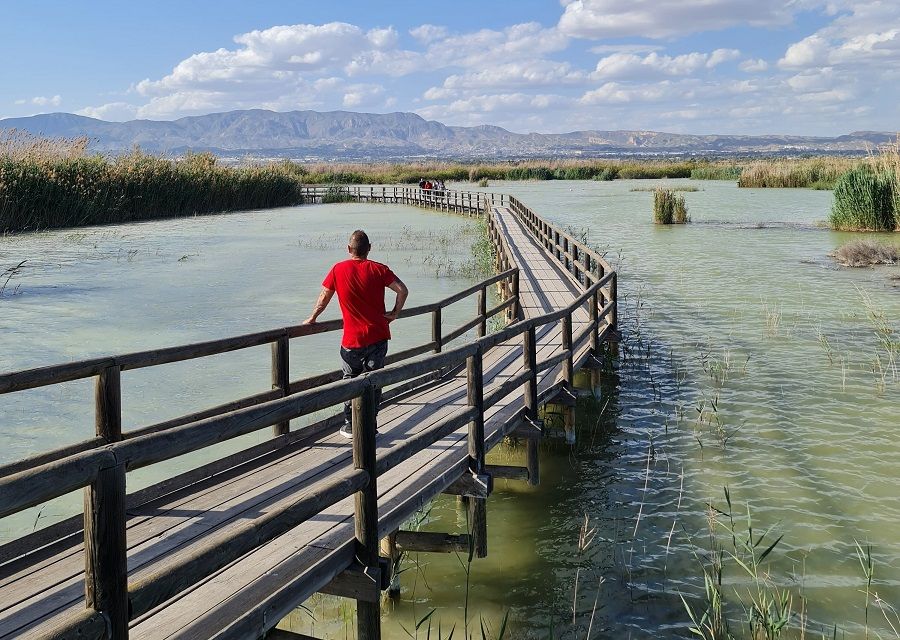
[2,0,898,135]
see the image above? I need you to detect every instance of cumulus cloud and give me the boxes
[76,102,138,121]
[424,60,585,99]
[559,0,799,39]
[409,24,447,43]
[591,49,740,80]
[739,58,769,72]
[15,95,62,107]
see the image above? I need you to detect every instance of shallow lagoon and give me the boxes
[2,181,899,638]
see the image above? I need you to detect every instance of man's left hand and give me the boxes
[384,311,399,323]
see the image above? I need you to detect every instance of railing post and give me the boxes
[523,326,538,418]
[562,310,574,387]
[610,271,618,333]
[86,364,129,639]
[510,269,520,322]
[562,237,570,272]
[590,288,600,353]
[477,286,487,337]
[271,334,290,436]
[353,385,381,640]
[522,327,540,486]
[466,349,488,558]
[572,244,579,283]
[597,261,606,307]
[432,307,442,353]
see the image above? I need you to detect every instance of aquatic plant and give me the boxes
[829,166,896,231]
[738,158,857,189]
[320,185,354,203]
[654,188,690,224]
[830,239,899,267]
[0,143,306,233]
[477,177,489,188]
[691,165,742,181]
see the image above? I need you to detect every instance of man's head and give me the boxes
[348,229,371,258]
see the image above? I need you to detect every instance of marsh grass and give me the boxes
[320,185,355,203]
[830,239,899,267]
[691,165,742,181]
[829,167,896,231]
[0,131,305,233]
[654,189,690,224]
[738,158,857,189]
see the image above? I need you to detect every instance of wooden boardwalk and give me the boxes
[0,188,617,640]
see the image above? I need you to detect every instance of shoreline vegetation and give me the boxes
[0,129,898,233]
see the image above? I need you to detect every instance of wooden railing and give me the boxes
[506,194,617,333]
[298,185,508,214]
[0,188,615,640]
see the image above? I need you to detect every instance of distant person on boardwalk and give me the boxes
[304,230,409,438]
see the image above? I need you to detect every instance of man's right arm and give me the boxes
[304,287,335,324]
[385,278,408,322]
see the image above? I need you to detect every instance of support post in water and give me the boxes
[86,365,129,639]
[352,386,381,640]
[380,532,400,598]
[466,348,488,557]
[271,334,290,436]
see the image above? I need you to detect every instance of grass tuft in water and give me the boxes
[830,239,899,267]
[654,188,690,224]
[829,166,896,231]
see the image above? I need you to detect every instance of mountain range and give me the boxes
[1,109,894,160]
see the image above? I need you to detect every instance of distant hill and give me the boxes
[0,109,894,160]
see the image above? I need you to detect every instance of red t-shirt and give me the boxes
[322,259,397,348]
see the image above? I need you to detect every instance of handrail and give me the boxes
[0,186,617,639]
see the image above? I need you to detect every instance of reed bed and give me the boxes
[829,166,897,231]
[293,158,704,183]
[653,188,690,224]
[690,165,742,181]
[0,130,305,233]
[737,157,857,189]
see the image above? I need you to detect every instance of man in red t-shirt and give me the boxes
[304,230,409,438]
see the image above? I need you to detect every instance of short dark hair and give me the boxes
[348,230,371,257]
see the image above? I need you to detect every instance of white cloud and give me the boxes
[559,0,800,39]
[342,83,385,108]
[76,102,138,121]
[409,24,447,43]
[580,81,685,105]
[739,58,769,72]
[588,44,664,55]
[779,34,830,68]
[16,95,62,107]
[591,49,739,80]
[424,60,585,99]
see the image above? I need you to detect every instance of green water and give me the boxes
[0,204,487,538]
[2,183,899,638]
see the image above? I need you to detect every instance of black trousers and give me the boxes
[340,340,388,425]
